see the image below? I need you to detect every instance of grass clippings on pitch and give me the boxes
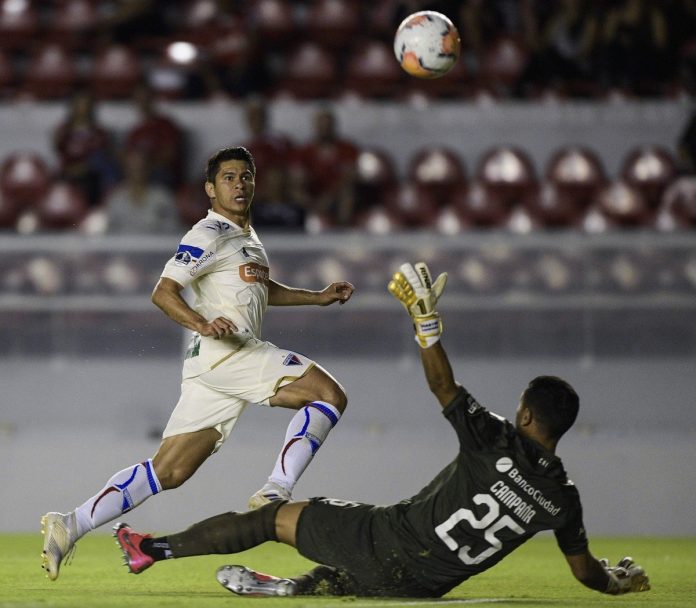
[1,534,693,608]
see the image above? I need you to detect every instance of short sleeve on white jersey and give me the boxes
[161,219,224,287]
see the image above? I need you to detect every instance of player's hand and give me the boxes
[388,262,447,348]
[198,317,238,339]
[601,557,650,594]
[318,281,355,306]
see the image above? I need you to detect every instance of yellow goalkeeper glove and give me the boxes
[388,262,448,348]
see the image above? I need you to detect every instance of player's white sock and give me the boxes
[73,459,162,539]
[268,401,341,493]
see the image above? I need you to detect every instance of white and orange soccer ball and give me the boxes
[393,11,461,79]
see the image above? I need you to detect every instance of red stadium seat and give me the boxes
[478,36,529,95]
[450,180,514,228]
[175,0,245,51]
[544,145,606,210]
[0,151,52,207]
[0,188,19,229]
[657,176,696,230]
[205,18,254,68]
[383,181,439,228]
[523,181,585,228]
[407,146,466,208]
[355,205,404,234]
[620,145,679,209]
[250,0,296,47]
[583,180,651,231]
[355,147,398,211]
[179,0,219,32]
[305,0,361,49]
[476,145,537,208]
[89,44,142,100]
[366,0,400,39]
[304,210,333,234]
[343,40,404,99]
[46,0,99,50]
[22,44,80,100]
[0,49,16,97]
[273,42,338,99]
[0,0,40,51]
[35,180,89,230]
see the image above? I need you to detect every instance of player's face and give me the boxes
[206,159,255,226]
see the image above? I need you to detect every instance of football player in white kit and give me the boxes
[41,146,354,581]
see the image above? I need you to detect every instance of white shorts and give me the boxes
[162,337,315,452]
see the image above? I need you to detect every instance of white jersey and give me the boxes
[161,210,270,377]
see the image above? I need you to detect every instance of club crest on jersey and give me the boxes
[174,244,204,266]
[283,353,303,366]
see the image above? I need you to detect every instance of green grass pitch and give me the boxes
[1,534,693,607]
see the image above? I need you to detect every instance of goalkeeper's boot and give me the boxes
[113,523,154,574]
[41,511,77,581]
[247,481,291,510]
[216,565,297,597]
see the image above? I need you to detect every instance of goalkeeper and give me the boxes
[115,262,651,598]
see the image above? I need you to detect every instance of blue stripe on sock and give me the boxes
[293,407,311,437]
[115,465,139,490]
[308,401,340,427]
[144,460,160,495]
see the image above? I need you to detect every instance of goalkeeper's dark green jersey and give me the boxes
[376,386,588,596]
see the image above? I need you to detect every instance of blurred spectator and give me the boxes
[520,0,600,97]
[597,0,670,96]
[102,151,180,234]
[458,0,528,61]
[124,84,187,189]
[251,163,306,231]
[53,89,120,207]
[291,107,359,226]
[97,0,173,46]
[241,98,295,202]
[677,106,696,174]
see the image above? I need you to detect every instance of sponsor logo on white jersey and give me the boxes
[240,262,269,284]
[189,251,215,276]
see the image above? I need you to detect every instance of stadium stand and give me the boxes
[0,151,52,209]
[23,44,81,100]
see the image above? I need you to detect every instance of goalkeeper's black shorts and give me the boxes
[295,497,435,597]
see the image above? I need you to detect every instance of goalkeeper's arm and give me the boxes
[564,551,650,595]
[388,262,460,407]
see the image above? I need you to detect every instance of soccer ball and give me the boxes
[393,11,461,79]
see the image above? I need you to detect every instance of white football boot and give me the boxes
[41,512,77,580]
[216,565,297,597]
[247,481,291,510]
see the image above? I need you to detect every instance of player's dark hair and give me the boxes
[205,146,256,183]
[521,376,579,440]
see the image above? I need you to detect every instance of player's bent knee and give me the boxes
[322,382,347,413]
[155,465,194,490]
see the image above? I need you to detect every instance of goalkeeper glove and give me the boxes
[601,557,650,594]
[388,262,447,348]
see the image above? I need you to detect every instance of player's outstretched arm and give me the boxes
[152,277,237,338]
[388,262,459,407]
[565,551,650,595]
[268,279,354,306]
